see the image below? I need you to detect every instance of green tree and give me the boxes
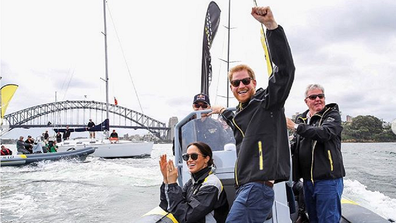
[342,115,396,142]
[350,115,383,140]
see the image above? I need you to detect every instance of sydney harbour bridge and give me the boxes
[2,100,174,141]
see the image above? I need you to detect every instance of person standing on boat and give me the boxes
[16,136,31,154]
[87,119,95,139]
[286,84,345,223]
[211,6,295,222]
[190,93,234,151]
[63,126,71,141]
[56,132,62,143]
[173,93,235,155]
[43,130,49,143]
[159,141,229,223]
[1,145,13,155]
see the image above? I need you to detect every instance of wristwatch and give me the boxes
[294,124,299,131]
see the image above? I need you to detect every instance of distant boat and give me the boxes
[57,138,153,158]
[54,119,153,158]
[55,0,154,158]
[0,146,95,167]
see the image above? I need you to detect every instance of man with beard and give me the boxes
[211,6,295,222]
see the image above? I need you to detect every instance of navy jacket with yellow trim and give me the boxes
[222,25,295,186]
[292,103,346,182]
[159,167,229,223]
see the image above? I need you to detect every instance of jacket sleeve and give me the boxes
[265,25,295,109]
[220,109,235,130]
[159,183,168,211]
[296,110,343,142]
[166,183,220,223]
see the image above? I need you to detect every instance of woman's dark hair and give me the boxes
[187,141,214,166]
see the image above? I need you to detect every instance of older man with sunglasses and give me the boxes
[286,84,345,223]
[211,6,295,222]
[287,84,345,223]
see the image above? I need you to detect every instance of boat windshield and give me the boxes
[180,116,235,154]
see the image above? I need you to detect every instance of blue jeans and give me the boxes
[303,178,343,223]
[226,182,274,223]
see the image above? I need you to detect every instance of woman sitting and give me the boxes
[159,141,229,223]
[47,141,58,153]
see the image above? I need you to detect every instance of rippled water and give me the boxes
[341,142,396,220]
[1,143,395,222]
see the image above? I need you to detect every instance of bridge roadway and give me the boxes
[3,100,171,140]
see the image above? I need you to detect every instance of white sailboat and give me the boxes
[57,0,153,158]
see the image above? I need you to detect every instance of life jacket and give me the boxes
[1,148,12,155]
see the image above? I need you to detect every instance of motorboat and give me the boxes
[0,146,95,167]
[54,119,153,158]
[57,137,153,158]
[136,110,392,223]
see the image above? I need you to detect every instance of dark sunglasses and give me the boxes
[182,153,205,161]
[193,103,208,109]
[230,77,252,87]
[306,94,325,100]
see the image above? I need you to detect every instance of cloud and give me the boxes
[1,0,396,132]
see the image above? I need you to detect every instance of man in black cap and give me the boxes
[188,93,234,151]
[192,93,211,114]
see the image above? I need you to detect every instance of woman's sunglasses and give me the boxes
[182,153,205,161]
[230,77,252,87]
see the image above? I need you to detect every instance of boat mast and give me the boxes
[226,0,231,107]
[102,0,110,137]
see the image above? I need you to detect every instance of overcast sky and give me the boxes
[2,0,396,135]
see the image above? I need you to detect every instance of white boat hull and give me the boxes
[57,139,153,158]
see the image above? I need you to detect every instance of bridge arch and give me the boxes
[3,100,170,140]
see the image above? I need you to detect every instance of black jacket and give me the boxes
[222,26,295,186]
[159,167,229,223]
[292,103,346,182]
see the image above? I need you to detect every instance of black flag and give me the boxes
[201,1,221,96]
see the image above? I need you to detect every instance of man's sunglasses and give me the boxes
[230,77,252,87]
[182,153,205,161]
[193,103,208,109]
[306,94,325,100]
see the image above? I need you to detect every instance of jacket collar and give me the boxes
[191,166,212,184]
[300,103,339,120]
[236,88,264,112]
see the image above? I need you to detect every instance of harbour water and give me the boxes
[1,143,396,222]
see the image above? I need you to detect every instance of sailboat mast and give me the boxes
[226,0,231,107]
[102,0,110,124]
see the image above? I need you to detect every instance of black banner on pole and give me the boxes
[201,1,221,96]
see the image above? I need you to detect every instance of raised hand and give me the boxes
[159,154,168,183]
[251,6,278,30]
[167,159,178,184]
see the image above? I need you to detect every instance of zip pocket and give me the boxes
[234,160,239,186]
[258,141,263,170]
[327,150,334,171]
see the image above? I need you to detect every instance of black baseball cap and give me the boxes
[193,93,210,105]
